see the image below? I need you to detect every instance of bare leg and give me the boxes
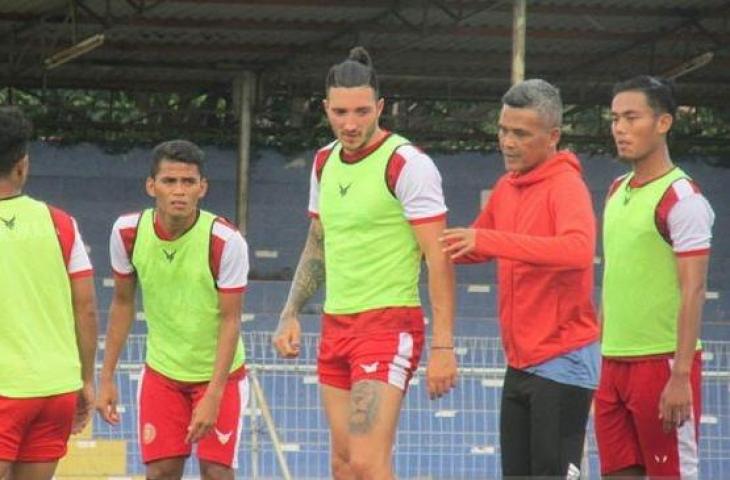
[8,461,58,480]
[145,457,186,479]
[0,460,11,480]
[347,380,404,480]
[321,384,356,480]
[603,465,646,479]
[199,460,234,480]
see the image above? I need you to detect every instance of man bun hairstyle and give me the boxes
[325,46,379,96]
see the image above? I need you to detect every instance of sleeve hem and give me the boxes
[675,248,711,258]
[69,269,94,280]
[112,269,136,279]
[408,212,447,225]
[217,286,247,294]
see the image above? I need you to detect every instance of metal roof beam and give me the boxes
[160,0,701,18]
[4,12,730,43]
[73,0,110,29]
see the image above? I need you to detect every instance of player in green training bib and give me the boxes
[273,47,457,480]
[0,107,98,480]
[96,140,250,479]
[596,76,715,478]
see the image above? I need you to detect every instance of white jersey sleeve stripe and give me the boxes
[110,213,140,276]
[393,145,448,221]
[667,181,714,254]
[68,218,93,275]
[215,223,249,291]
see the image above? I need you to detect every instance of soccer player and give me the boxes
[96,140,250,480]
[272,47,457,480]
[596,76,714,479]
[441,79,599,478]
[0,106,97,480]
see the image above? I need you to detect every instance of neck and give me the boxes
[632,144,673,183]
[343,127,385,154]
[0,181,22,200]
[155,209,197,240]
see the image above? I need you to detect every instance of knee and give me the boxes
[348,452,390,480]
[200,461,233,480]
[145,468,180,480]
[146,461,184,479]
[331,448,351,479]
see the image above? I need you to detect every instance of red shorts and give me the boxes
[317,307,425,391]
[594,352,702,478]
[0,391,77,462]
[138,365,248,468]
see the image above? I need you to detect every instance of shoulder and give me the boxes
[46,204,73,221]
[113,211,142,230]
[314,140,338,176]
[212,216,243,242]
[607,173,631,200]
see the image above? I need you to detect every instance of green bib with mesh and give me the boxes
[318,134,422,314]
[0,196,81,397]
[132,209,245,381]
[602,167,701,356]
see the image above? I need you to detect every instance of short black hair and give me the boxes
[150,139,205,178]
[613,75,677,119]
[0,106,33,177]
[325,46,379,96]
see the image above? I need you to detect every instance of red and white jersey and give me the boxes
[607,175,715,256]
[49,206,93,279]
[307,135,448,225]
[110,212,249,293]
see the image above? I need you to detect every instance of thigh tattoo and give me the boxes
[349,381,381,435]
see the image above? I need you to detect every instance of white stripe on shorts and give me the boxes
[388,332,414,390]
[231,376,250,469]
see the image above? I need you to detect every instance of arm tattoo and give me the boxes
[349,381,381,435]
[283,221,325,315]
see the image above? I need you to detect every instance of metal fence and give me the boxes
[81,332,730,479]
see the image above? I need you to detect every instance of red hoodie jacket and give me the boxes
[460,150,599,368]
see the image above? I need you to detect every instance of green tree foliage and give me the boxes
[2,87,728,163]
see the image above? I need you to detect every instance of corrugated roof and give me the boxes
[0,0,728,105]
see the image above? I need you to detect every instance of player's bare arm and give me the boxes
[659,254,709,433]
[186,291,243,444]
[413,219,458,400]
[70,275,98,434]
[274,218,325,358]
[96,276,137,425]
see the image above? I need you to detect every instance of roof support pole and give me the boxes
[511,0,526,84]
[233,71,255,234]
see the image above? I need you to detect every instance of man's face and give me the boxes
[324,86,384,153]
[611,91,672,164]
[498,105,560,174]
[146,159,207,221]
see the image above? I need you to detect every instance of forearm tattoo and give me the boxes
[284,222,325,314]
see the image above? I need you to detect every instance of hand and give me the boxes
[186,390,222,444]
[72,381,95,434]
[426,348,458,400]
[440,228,477,260]
[273,314,301,358]
[659,374,693,433]
[95,378,120,426]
